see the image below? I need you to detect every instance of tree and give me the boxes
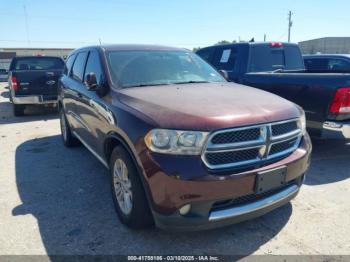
[192,47,201,52]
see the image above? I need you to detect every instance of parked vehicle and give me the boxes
[304,54,350,72]
[0,68,8,82]
[58,45,311,230]
[8,56,64,116]
[196,43,350,139]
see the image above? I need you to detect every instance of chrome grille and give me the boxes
[211,128,261,144]
[202,119,302,170]
[205,148,260,166]
[271,121,298,137]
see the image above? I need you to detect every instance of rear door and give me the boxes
[64,51,89,133]
[75,49,109,157]
[11,57,64,97]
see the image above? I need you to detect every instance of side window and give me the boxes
[212,48,237,71]
[71,52,88,82]
[328,59,350,71]
[304,58,328,70]
[196,48,214,63]
[63,54,76,75]
[84,51,104,86]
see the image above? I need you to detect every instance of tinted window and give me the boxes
[84,51,103,86]
[196,48,214,63]
[63,54,76,75]
[328,59,350,71]
[212,48,237,71]
[107,50,225,88]
[304,58,328,70]
[71,52,88,82]
[13,57,64,71]
[249,45,304,72]
[285,46,304,69]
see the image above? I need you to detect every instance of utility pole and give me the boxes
[23,4,30,51]
[288,11,293,43]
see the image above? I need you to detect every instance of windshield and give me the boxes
[107,50,225,88]
[13,57,64,71]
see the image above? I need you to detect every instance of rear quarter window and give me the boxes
[212,48,237,71]
[63,54,76,75]
[13,57,64,71]
[71,52,88,82]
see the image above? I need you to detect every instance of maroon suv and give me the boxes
[58,45,312,230]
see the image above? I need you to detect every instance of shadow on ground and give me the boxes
[0,100,58,125]
[13,135,293,256]
[305,139,350,186]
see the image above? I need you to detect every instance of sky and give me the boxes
[0,0,349,50]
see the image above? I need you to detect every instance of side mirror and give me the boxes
[85,72,98,90]
[219,70,229,80]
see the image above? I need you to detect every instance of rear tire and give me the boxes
[59,108,80,147]
[110,146,153,229]
[13,104,25,116]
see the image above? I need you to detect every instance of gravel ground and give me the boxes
[0,82,349,257]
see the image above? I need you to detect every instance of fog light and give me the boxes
[179,204,191,215]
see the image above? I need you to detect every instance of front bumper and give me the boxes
[154,183,300,231]
[322,121,350,139]
[138,133,312,231]
[12,95,57,105]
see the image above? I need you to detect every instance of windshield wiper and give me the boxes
[173,80,210,84]
[123,83,171,88]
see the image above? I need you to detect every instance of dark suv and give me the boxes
[58,45,312,230]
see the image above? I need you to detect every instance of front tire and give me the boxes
[59,108,80,147]
[110,146,153,229]
[13,104,25,116]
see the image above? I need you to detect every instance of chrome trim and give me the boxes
[209,184,299,221]
[322,121,350,139]
[72,131,109,169]
[202,118,301,170]
[12,95,57,105]
[67,110,91,132]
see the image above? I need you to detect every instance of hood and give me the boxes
[116,82,301,131]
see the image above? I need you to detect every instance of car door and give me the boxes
[60,53,78,128]
[65,51,89,136]
[75,49,110,157]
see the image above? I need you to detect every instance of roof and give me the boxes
[77,44,187,52]
[198,42,298,50]
[303,54,350,59]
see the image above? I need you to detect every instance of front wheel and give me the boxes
[59,108,80,147]
[110,146,153,229]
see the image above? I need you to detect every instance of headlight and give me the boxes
[144,129,209,155]
[299,111,306,135]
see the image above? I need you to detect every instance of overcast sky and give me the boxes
[0,0,349,49]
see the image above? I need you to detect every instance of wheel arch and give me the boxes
[104,132,155,211]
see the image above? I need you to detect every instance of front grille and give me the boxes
[202,119,301,170]
[272,121,298,137]
[205,148,260,166]
[211,128,261,144]
[269,137,299,155]
[212,182,297,211]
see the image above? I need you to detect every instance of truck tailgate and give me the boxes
[243,72,350,136]
[13,69,62,96]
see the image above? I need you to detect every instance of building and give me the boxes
[0,47,73,71]
[298,37,350,54]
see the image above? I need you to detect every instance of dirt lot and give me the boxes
[0,82,349,256]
